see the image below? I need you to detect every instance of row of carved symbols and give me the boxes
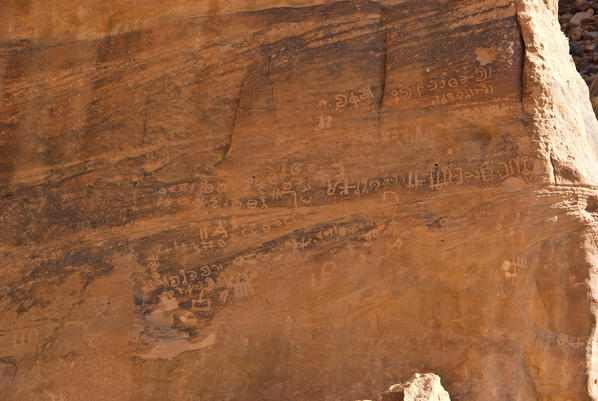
[156,155,535,213]
[391,66,494,105]
[326,157,535,199]
[315,85,375,131]
[152,215,298,257]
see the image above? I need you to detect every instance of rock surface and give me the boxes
[559,0,598,84]
[1,1,598,401]
[591,76,598,114]
[377,373,451,401]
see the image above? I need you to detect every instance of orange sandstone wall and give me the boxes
[1,1,598,400]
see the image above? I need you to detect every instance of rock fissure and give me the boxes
[377,7,388,138]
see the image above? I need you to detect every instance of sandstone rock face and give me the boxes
[377,373,450,401]
[1,1,598,401]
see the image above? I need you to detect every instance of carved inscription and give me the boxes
[150,262,253,313]
[316,85,376,130]
[392,66,494,106]
[152,215,298,258]
[253,160,317,207]
[144,218,374,317]
[321,86,375,112]
[148,152,536,221]
[324,156,535,199]
[499,257,531,288]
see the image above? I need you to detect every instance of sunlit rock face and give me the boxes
[376,373,451,401]
[1,1,598,400]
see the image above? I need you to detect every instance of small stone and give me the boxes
[570,42,585,56]
[582,31,598,41]
[571,11,594,27]
[563,12,573,20]
[378,373,451,401]
[574,0,590,10]
[576,57,590,70]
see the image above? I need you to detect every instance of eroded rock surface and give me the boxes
[1,1,598,401]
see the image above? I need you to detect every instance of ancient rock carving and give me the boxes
[1,0,598,400]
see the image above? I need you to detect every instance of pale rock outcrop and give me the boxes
[377,373,451,401]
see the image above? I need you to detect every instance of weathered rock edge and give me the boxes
[516,0,598,398]
[376,373,451,401]
[516,0,598,185]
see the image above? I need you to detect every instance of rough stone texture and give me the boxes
[559,0,598,85]
[1,1,598,401]
[558,0,598,120]
[377,373,450,401]
[518,0,598,184]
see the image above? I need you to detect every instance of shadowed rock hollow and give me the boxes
[1,1,598,400]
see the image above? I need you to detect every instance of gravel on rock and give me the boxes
[559,0,598,84]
